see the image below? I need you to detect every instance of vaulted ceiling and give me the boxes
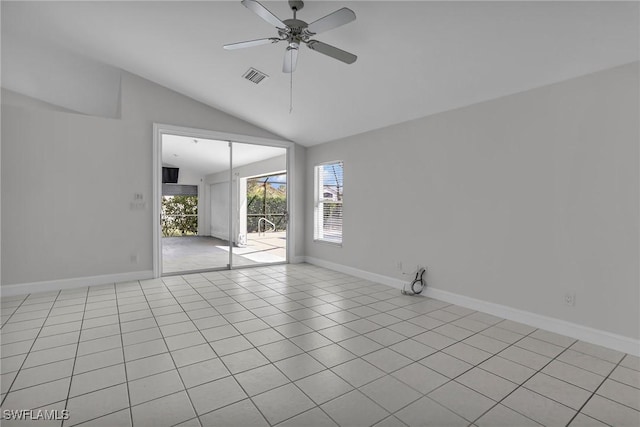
[2,1,638,146]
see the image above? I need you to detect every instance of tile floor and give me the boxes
[162,233,286,274]
[1,264,639,427]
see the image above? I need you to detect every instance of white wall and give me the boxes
[209,182,230,241]
[205,154,286,184]
[1,70,303,287]
[305,63,639,341]
[293,145,306,263]
[2,35,121,118]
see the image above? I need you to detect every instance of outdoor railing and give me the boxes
[247,214,286,233]
[257,217,276,236]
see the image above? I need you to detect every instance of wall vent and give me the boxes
[242,68,268,84]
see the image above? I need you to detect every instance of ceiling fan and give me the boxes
[224,0,357,73]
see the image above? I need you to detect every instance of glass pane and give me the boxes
[161,134,230,274]
[321,202,343,243]
[320,162,343,201]
[232,142,287,266]
[315,161,343,243]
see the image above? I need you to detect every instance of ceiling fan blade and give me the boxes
[283,46,299,73]
[307,40,357,64]
[241,0,286,28]
[307,7,356,35]
[224,38,280,50]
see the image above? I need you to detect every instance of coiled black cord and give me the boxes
[402,267,427,296]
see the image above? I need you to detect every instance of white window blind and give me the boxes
[314,161,343,244]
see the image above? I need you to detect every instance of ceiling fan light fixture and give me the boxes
[283,44,299,73]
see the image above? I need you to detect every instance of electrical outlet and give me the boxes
[564,293,576,307]
[130,254,138,264]
[396,261,402,271]
[130,201,146,210]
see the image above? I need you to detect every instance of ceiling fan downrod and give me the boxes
[289,0,304,17]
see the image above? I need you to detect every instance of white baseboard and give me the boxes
[1,271,154,297]
[306,256,406,289]
[304,257,640,356]
[291,256,306,264]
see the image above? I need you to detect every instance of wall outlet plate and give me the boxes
[564,293,576,307]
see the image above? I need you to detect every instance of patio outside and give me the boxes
[162,231,286,274]
[161,173,287,274]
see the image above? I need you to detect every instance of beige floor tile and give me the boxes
[252,383,315,425]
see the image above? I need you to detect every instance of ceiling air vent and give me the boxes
[242,67,268,84]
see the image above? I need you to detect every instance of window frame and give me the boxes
[314,160,344,246]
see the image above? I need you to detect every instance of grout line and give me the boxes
[166,272,344,426]
[565,356,626,426]
[1,295,30,328]
[1,265,635,427]
[65,407,130,427]
[160,274,278,426]
[140,278,212,426]
[114,282,136,427]
[0,288,458,418]
[198,276,467,425]
[354,311,518,421]
[467,336,584,426]
[0,301,499,418]
[1,290,63,407]
[124,283,202,427]
[62,286,91,424]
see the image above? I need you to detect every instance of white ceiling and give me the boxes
[162,135,286,177]
[2,1,638,146]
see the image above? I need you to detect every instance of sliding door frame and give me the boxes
[152,123,294,278]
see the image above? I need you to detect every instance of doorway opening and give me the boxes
[154,126,291,276]
[238,172,287,264]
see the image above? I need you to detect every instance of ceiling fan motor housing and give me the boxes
[281,18,312,45]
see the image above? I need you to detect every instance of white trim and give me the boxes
[313,239,343,247]
[305,256,404,289]
[228,142,234,269]
[314,161,344,245]
[153,123,294,277]
[304,256,640,356]
[153,123,162,277]
[0,271,154,297]
[286,145,294,265]
[154,124,292,149]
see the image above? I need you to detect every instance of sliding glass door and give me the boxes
[159,132,288,275]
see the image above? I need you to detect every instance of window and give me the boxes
[314,161,343,244]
